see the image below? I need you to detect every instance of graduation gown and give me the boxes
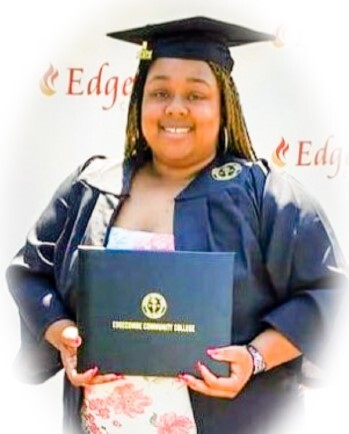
[6,153,346,434]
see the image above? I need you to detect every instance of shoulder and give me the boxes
[76,155,125,195]
[263,166,321,216]
[207,154,268,186]
[214,154,270,205]
[77,154,123,180]
[261,167,342,254]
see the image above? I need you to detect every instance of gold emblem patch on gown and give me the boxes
[211,162,242,181]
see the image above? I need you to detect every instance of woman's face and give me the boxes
[141,58,221,169]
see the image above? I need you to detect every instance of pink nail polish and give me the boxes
[113,374,125,380]
[178,374,189,383]
[73,336,82,346]
[90,366,99,375]
[195,361,202,371]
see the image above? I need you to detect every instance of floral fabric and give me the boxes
[82,376,196,434]
[81,227,197,434]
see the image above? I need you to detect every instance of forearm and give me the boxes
[250,328,301,371]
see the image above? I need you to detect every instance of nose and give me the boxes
[165,95,188,116]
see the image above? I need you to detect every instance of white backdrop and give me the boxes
[1,1,348,433]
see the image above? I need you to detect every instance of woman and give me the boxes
[6,16,346,434]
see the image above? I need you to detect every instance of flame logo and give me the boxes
[40,63,59,96]
[272,138,290,167]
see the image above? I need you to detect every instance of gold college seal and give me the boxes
[211,162,242,181]
[141,292,167,320]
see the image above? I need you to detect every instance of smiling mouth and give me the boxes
[161,127,192,134]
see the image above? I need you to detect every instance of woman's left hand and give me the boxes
[180,345,254,399]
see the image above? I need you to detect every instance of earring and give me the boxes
[224,128,229,153]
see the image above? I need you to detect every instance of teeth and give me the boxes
[164,127,190,134]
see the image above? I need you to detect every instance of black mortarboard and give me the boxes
[107,16,275,72]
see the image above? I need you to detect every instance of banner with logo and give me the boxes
[1,1,348,433]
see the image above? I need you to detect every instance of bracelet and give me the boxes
[246,344,266,375]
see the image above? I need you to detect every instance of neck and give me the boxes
[149,155,216,182]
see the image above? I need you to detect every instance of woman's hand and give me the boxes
[180,329,301,399]
[44,319,120,387]
[179,345,254,399]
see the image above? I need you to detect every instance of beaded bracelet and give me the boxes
[246,344,267,375]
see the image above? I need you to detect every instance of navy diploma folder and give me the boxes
[77,247,235,377]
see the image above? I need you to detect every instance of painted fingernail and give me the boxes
[195,361,203,371]
[177,374,190,383]
[112,374,125,380]
[89,366,98,375]
[73,336,82,346]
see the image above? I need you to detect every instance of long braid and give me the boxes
[124,61,151,162]
[124,60,257,162]
[209,62,257,161]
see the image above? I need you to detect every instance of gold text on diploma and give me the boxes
[111,320,196,333]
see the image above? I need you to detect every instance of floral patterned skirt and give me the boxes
[81,376,197,434]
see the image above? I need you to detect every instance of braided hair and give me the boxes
[124,60,257,164]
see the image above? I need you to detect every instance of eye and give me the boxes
[187,92,205,101]
[149,90,170,99]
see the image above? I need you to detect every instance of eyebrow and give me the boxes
[147,75,211,87]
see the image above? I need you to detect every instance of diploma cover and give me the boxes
[77,247,235,377]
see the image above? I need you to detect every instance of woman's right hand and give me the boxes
[44,319,120,387]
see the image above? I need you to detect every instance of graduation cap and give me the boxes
[107,16,275,72]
